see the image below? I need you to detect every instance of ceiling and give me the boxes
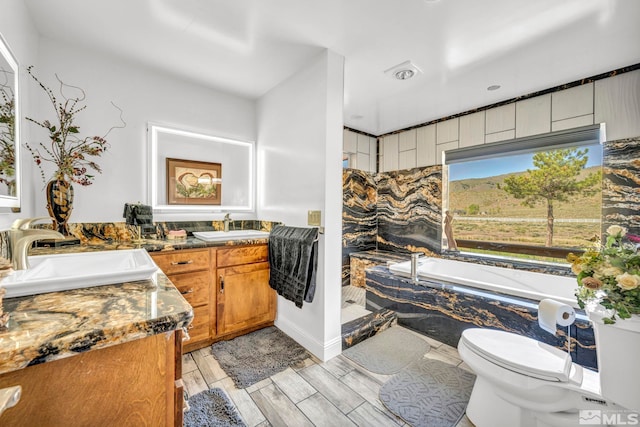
[24,0,640,136]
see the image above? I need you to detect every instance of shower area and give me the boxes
[341,165,443,348]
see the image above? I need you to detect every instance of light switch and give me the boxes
[308,210,321,226]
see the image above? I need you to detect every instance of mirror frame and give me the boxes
[147,123,255,213]
[0,33,20,209]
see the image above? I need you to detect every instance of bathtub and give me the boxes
[388,257,579,307]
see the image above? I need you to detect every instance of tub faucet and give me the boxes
[223,213,231,232]
[411,253,422,281]
[10,217,64,270]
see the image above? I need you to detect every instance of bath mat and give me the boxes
[342,327,430,374]
[210,326,309,388]
[184,388,246,427]
[380,358,476,427]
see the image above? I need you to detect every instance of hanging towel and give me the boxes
[132,204,154,225]
[123,203,154,232]
[268,225,318,308]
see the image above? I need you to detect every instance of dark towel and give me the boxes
[123,203,154,226]
[268,225,318,308]
[133,204,153,225]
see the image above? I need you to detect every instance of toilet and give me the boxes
[458,311,640,427]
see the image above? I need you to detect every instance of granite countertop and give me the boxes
[28,235,270,256]
[0,272,193,376]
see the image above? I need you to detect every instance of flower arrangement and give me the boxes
[569,225,640,323]
[24,66,125,186]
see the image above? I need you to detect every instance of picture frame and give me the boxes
[166,158,222,205]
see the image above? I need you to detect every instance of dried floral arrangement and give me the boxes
[24,65,126,186]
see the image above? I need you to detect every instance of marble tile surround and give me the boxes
[376,166,442,255]
[365,266,597,370]
[602,137,640,235]
[342,169,377,286]
[343,136,640,275]
[341,136,640,369]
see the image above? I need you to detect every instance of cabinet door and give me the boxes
[217,262,275,336]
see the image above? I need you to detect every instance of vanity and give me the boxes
[0,227,277,425]
[151,241,276,352]
[0,273,192,426]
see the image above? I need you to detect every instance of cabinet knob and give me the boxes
[220,275,224,294]
[171,260,193,265]
[181,288,194,295]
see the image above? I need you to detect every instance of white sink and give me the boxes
[1,249,158,298]
[192,230,270,242]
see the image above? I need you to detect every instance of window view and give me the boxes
[447,144,602,263]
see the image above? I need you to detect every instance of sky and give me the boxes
[449,144,603,181]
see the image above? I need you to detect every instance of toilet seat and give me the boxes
[460,329,572,382]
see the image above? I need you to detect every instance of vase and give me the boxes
[46,178,74,236]
[587,305,640,410]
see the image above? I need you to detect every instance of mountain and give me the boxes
[448,166,601,219]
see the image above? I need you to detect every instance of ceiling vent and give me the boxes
[384,60,422,81]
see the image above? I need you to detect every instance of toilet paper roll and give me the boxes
[538,298,576,335]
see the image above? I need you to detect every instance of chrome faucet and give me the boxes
[223,213,231,233]
[10,217,64,270]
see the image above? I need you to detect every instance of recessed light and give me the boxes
[487,84,501,91]
[394,69,415,80]
[384,60,422,81]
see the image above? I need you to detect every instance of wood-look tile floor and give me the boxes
[183,326,475,427]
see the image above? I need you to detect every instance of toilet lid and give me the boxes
[460,328,572,382]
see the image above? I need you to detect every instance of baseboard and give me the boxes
[275,317,342,362]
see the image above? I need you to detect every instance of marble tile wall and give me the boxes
[376,166,442,255]
[342,169,377,286]
[602,136,640,235]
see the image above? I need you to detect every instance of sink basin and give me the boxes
[2,249,158,298]
[192,230,270,242]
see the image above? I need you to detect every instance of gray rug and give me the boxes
[342,327,430,374]
[380,358,476,427]
[184,388,246,427]
[210,326,309,388]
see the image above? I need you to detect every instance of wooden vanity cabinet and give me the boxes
[216,245,275,336]
[151,244,276,352]
[0,331,183,427]
[151,249,214,352]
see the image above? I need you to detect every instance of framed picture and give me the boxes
[167,158,222,205]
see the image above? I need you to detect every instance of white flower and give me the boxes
[607,225,627,237]
[601,266,624,278]
[616,272,640,291]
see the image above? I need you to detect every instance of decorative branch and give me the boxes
[25,65,126,186]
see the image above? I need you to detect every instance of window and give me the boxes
[445,125,604,263]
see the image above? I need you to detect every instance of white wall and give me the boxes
[257,49,344,361]
[28,38,257,223]
[0,0,40,229]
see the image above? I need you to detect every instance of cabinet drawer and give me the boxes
[186,305,210,343]
[168,271,209,307]
[217,245,268,267]
[152,249,210,275]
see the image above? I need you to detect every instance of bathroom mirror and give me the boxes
[0,33,21,208]
[148,123,254,212]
